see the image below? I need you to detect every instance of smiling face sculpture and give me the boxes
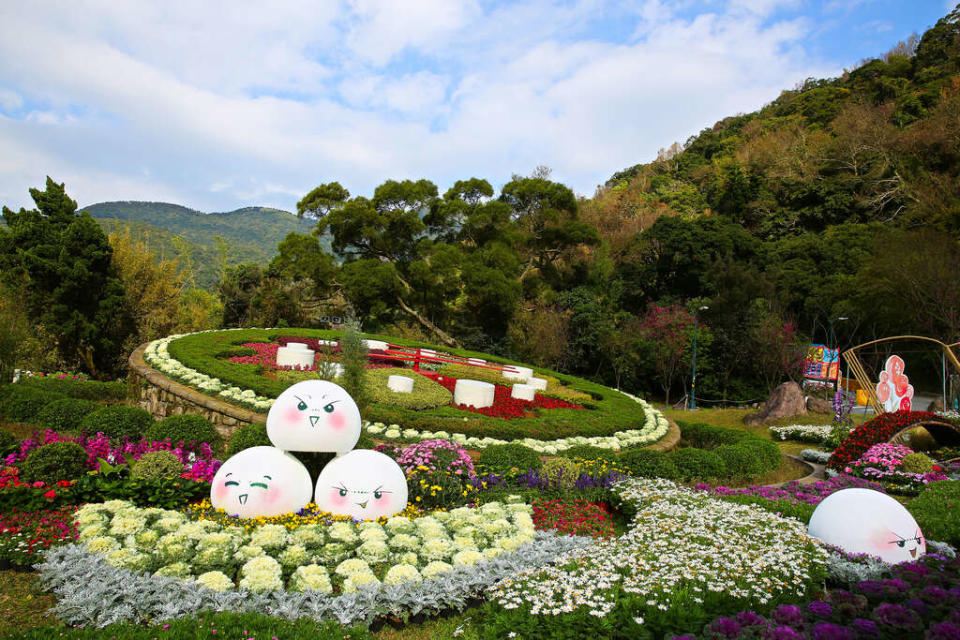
[808,488,925,564]
[315,449,409,520]
[210,446,313,519]
[266,380,362,453]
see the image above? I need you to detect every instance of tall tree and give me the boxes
[0,178,131,377]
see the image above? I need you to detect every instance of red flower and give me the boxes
[43,489,56,500]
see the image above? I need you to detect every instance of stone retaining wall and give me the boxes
[128,343,265,440]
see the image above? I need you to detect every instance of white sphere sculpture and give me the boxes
[511,384,536,401]
[210,446,312,519]
[454,379,495,408]
[808,488,926,564]
[315,449,409,520]
[266,380,361,453]
[387,375,414,393]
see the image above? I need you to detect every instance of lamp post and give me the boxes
[689,305,709,410]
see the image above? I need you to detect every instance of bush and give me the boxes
[4,611,372,639]
[562,445,618,463]
[910,480,960,547]
[668,447,726,481]
[20,376,127,402]
[737,438,782,471]
[541,457,581,489]
[900,452,935,474]
[80,405,155,440]
[20,441,88,485]
[0,386,65,422]
[144,414,223,452]
[407,466,472,508]
[618,449,679,480]
[225,421,269,456]
[0,429,18,457]
[130,451,185,480]
[677,421,750,449]
[476,443,542,475]
[367,368,453,410]
[36,398,100,431]
[715,444,768,479]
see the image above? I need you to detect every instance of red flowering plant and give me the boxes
[424,372,583,419]
[828,411,938,470]
[531,499,617,538]
[0,505,79,567]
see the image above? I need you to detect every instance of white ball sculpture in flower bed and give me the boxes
[266,379,362,453]
[807,487,926,564]
[314,449,409,520]
[210,446,313,518]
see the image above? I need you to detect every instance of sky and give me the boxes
[0,0,954,213]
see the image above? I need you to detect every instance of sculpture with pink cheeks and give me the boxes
[315,449,409,520]
[876,355,912,413]
[266,380,361,453]
[808,488,925,564]
[210,446,312,519]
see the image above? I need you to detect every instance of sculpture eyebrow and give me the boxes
[374,485,392,493]
[225,473,233,477]
[263,475,272,480]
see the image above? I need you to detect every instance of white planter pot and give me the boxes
[502,366,533,382]
[387,375,415,393]
[454,379,496,408]
[511,384,536,401]
[527,377,547,390]
[276,346,315,369]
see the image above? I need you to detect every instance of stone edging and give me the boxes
[128,342,265,435]
[645,417,681,452]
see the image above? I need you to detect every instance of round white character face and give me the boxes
[315,449,409,520]
[210,446,313,519]
[266,380,362,453]
[808,488,925,564]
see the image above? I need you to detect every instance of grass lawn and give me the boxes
[0,570,58,636]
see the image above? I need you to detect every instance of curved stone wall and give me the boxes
[128,343,265,439]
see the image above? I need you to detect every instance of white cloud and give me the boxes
[0,88,22,111]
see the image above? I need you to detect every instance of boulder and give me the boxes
[806,396,833,415]
[926,397,944,412]
[744,382,807,427]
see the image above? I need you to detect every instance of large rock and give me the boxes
[744,382,807,426]
[806,396,833,415]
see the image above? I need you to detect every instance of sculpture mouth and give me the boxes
[356,501,368,509]
[910,548,917,558]
[238,494,249,505]
[309,415,320,427]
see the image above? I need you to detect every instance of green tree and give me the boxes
[0,178,131,377]
[296,182,350,219]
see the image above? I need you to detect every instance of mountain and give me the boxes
[81,201,319,289]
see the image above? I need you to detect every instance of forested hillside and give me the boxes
[83,202,318,288]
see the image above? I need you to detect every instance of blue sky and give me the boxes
[0,0,953,213]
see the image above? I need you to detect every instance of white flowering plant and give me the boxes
[482,477,829,639]
[73,497,537,594]
[769,424,836,443]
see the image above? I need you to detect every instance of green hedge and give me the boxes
[0,429,18,456]
[130,451,185,480]
[562,445,619,463]
[225,421,269,456]
[0,473,210,511]
[366,367,453,410]
[36,398,100,431]
[0,386,65,422]
[3,612,371,639]
[910,480,960,547]
[667,447,727,481]
[20,442,88,486]
[165,329,653,442]
[144,414,224,452]
[618,449,679,480]
[675,421,782,481]
[476,443,543,475]
[80,405,155,440]
[19,376,127,402]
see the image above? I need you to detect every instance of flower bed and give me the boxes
[0,505,79,567]
[674,552,960,640]
[828,411,939,470]
[420,370,582,419]
[769,424,833,443]
[842,443,946,493]
[531,499,617,538]
[146,329,662,443]
[695,474,887,506]
[483,478,829,639]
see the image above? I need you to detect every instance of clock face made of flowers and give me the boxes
[807,488,925,564]
[314,449,409,520]
[266,380,362,453]
[210,446,313,519]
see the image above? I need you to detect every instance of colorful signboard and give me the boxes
[804,343,839,383]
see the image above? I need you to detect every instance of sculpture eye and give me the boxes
[224,481,239,487]
[250,482,268,490]
[896,540,906,548]
[324,402,335,413]
[374,490,383,499]
[297,400,307,410]
[338,488,348,497]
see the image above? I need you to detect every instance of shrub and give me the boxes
[35,398,100,432]
[80,405,155,440]
[130,451,185,480]
[225,422,269,456]
[20,377,127,402]
[396,439,475,476]
[4,611,371,639]
[910,480,960,547]
[407,466,472,509]
[900,452,935,474]
[20,442,88,486]
[678,421,750,449]
[668,447,726,481]
[0,429,18,457]
[562,445,618,463]
[618,449,679,480]
[715,444,768,479]
[367,368,453,410]
[144,414,223,452]
[737,438,783,471]
[541,457,581,489]
[0,386,65,422]
[338,325,370,414]
[476,443,542,475]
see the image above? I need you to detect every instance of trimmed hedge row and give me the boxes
[166,328,652,442]
[18,376,128,401]
[366,367,453,410]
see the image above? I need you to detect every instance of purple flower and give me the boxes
[763,627,806,640]
[812,622,854,640]
[808,601,833,619]
[871,603,921,631]
[670,636,697,640]
[927,622,960,640]
[736,611,767,627]
[772,605,806,627]
[708,617,741,638]
[850,618,879,639]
